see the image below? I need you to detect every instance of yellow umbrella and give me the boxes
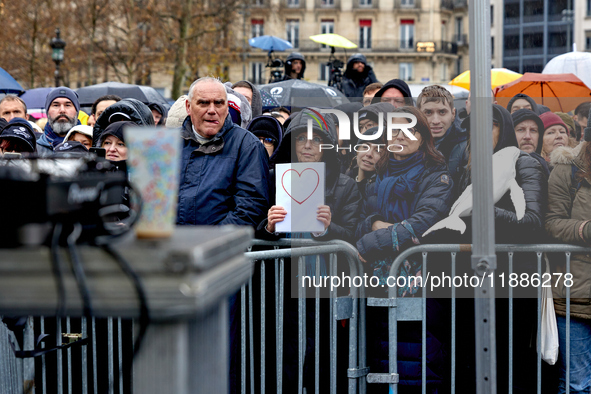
[309,34,357,49]
[449,68,522,90]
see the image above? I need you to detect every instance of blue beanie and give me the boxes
[45,87,80,114]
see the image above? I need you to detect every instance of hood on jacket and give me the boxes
[511,108,545,153]
[272,108,339,173]
[344,53,374,80]
[550,140,585,166]
[284,52,306,79]
[233,80,263,118]
[165,95,188,129]
[373,79,413,106]
[224,83,252,129]
[461,104,517,153]
[247,115,284,160]
[148,102,168,125]
[507,93,539,115]
[92,98,154,147]
[64,125,93,143]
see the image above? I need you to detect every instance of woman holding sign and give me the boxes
[355,106,454,391]
[256,108,361,392]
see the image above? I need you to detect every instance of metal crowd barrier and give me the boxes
[371,243,591,394]
[243,239,367,394]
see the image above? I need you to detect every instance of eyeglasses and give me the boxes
[391,128,419,138]
[258,137,277,147]
[295,135,322,146]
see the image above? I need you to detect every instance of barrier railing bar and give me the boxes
[57,318,63,394]
[451,252,457,394]
[330,253,337,394]
[566,252,571,394]
[261,260,266,394]
[508,252,513,394]
[241,284,246,394]
[536,252,542,394]
[107,317,114,394]
[41,316,47,394]
[67,317,72,394]
[279,257,284,394]
[315,254,321,394]
[249,275,255,394]
[92,317,98,394]
[298,256,305,394]
[118,317,123,394]
[422,252,427,394]
[81,317,88,394]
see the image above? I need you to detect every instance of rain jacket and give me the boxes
[340,53,378,99]
[37,118,82,156]
[281,52,306,80]
[233,80,263,118]
[256,109,361,243]
[546,143,591,319]
[177,114,270,226]
[92,98,154,147]
[435,114,468,195]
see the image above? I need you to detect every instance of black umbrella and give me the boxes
[76,82,169,107]
[259,79,349,109]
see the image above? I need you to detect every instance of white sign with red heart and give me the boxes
[275,163,325,233]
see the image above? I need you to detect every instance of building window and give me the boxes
[251,62,264,84]
[440,63,447,81]
[287,0,299,5]
[400,20,414,49]
[456,55,462,75]
[455,16,463,42]
[360,0,372,6]
[321,0,334,5]
[251,19,264,38]
[319,63,330,81]
[491,36,495,57]
[400,63,413,81]
[441,21,447,41]
[359,20,372,49]
[401,0,414,5]
[286,20,299,48]
[491,5,494,25]
[588,0,591,16]
[253,0,263,5]
[586,31,591,50]
[321,20,334,48]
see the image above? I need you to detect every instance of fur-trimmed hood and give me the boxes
[550,141,584,166]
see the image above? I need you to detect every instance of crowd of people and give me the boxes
[1,61,590,392]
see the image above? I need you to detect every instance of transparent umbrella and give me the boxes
[542,51,591,89]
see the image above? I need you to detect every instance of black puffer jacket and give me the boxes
[435,115,468,195]
[256,109,361,243]
[458,105,547,243]
[341,53,379,100]
[92,98,154,147]
[355,163,453,260]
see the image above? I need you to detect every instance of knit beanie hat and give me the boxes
[539,112,568,134]
[45,87,80,114]
[511,109,545,153]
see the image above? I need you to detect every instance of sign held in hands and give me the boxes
[275,163,325,233]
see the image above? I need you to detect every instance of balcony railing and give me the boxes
[441,0,453,10]
[315,0,340,8]
[452,34,468,46]
[394,0,422,9]
[280,0,305,8]
[352,0,378,9]
[279,39,458,54]
[453,0,467,8]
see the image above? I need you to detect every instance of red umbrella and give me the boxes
[494,72,591,112]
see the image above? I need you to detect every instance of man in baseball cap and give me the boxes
[36,86,80,156]
[0,118,36,155]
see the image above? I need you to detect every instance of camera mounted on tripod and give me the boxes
[327,46,344,92]
[266,50,285,83]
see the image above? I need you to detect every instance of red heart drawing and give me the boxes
[281,168,320,205]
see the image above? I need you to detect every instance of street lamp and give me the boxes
[50,28,66,87]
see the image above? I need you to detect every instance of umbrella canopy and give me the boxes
[249,35,293,52]
[309,34,357,49]
[259,79,349,109]
[542,51,591,89]
[259,89,280,111]
[75,82,169,107]
[450,68,522,90]
[0,67,24,95]
[494,72,591,113]
[20,87,54,110]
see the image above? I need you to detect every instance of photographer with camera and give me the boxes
[281,52,306,80]
[340,53,378,101]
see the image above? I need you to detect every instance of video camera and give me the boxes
[0,156,140,247]
[266,52,285,83]
[327,47,344,92]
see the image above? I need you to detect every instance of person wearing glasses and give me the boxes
[247,115,283,159]
[354,106,453,391]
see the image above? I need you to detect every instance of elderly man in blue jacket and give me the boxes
[177,77,270,226]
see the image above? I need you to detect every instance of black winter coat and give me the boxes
[355,163,454,260]
[340,54,378,99]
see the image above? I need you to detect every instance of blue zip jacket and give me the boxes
[176,115,270,226]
